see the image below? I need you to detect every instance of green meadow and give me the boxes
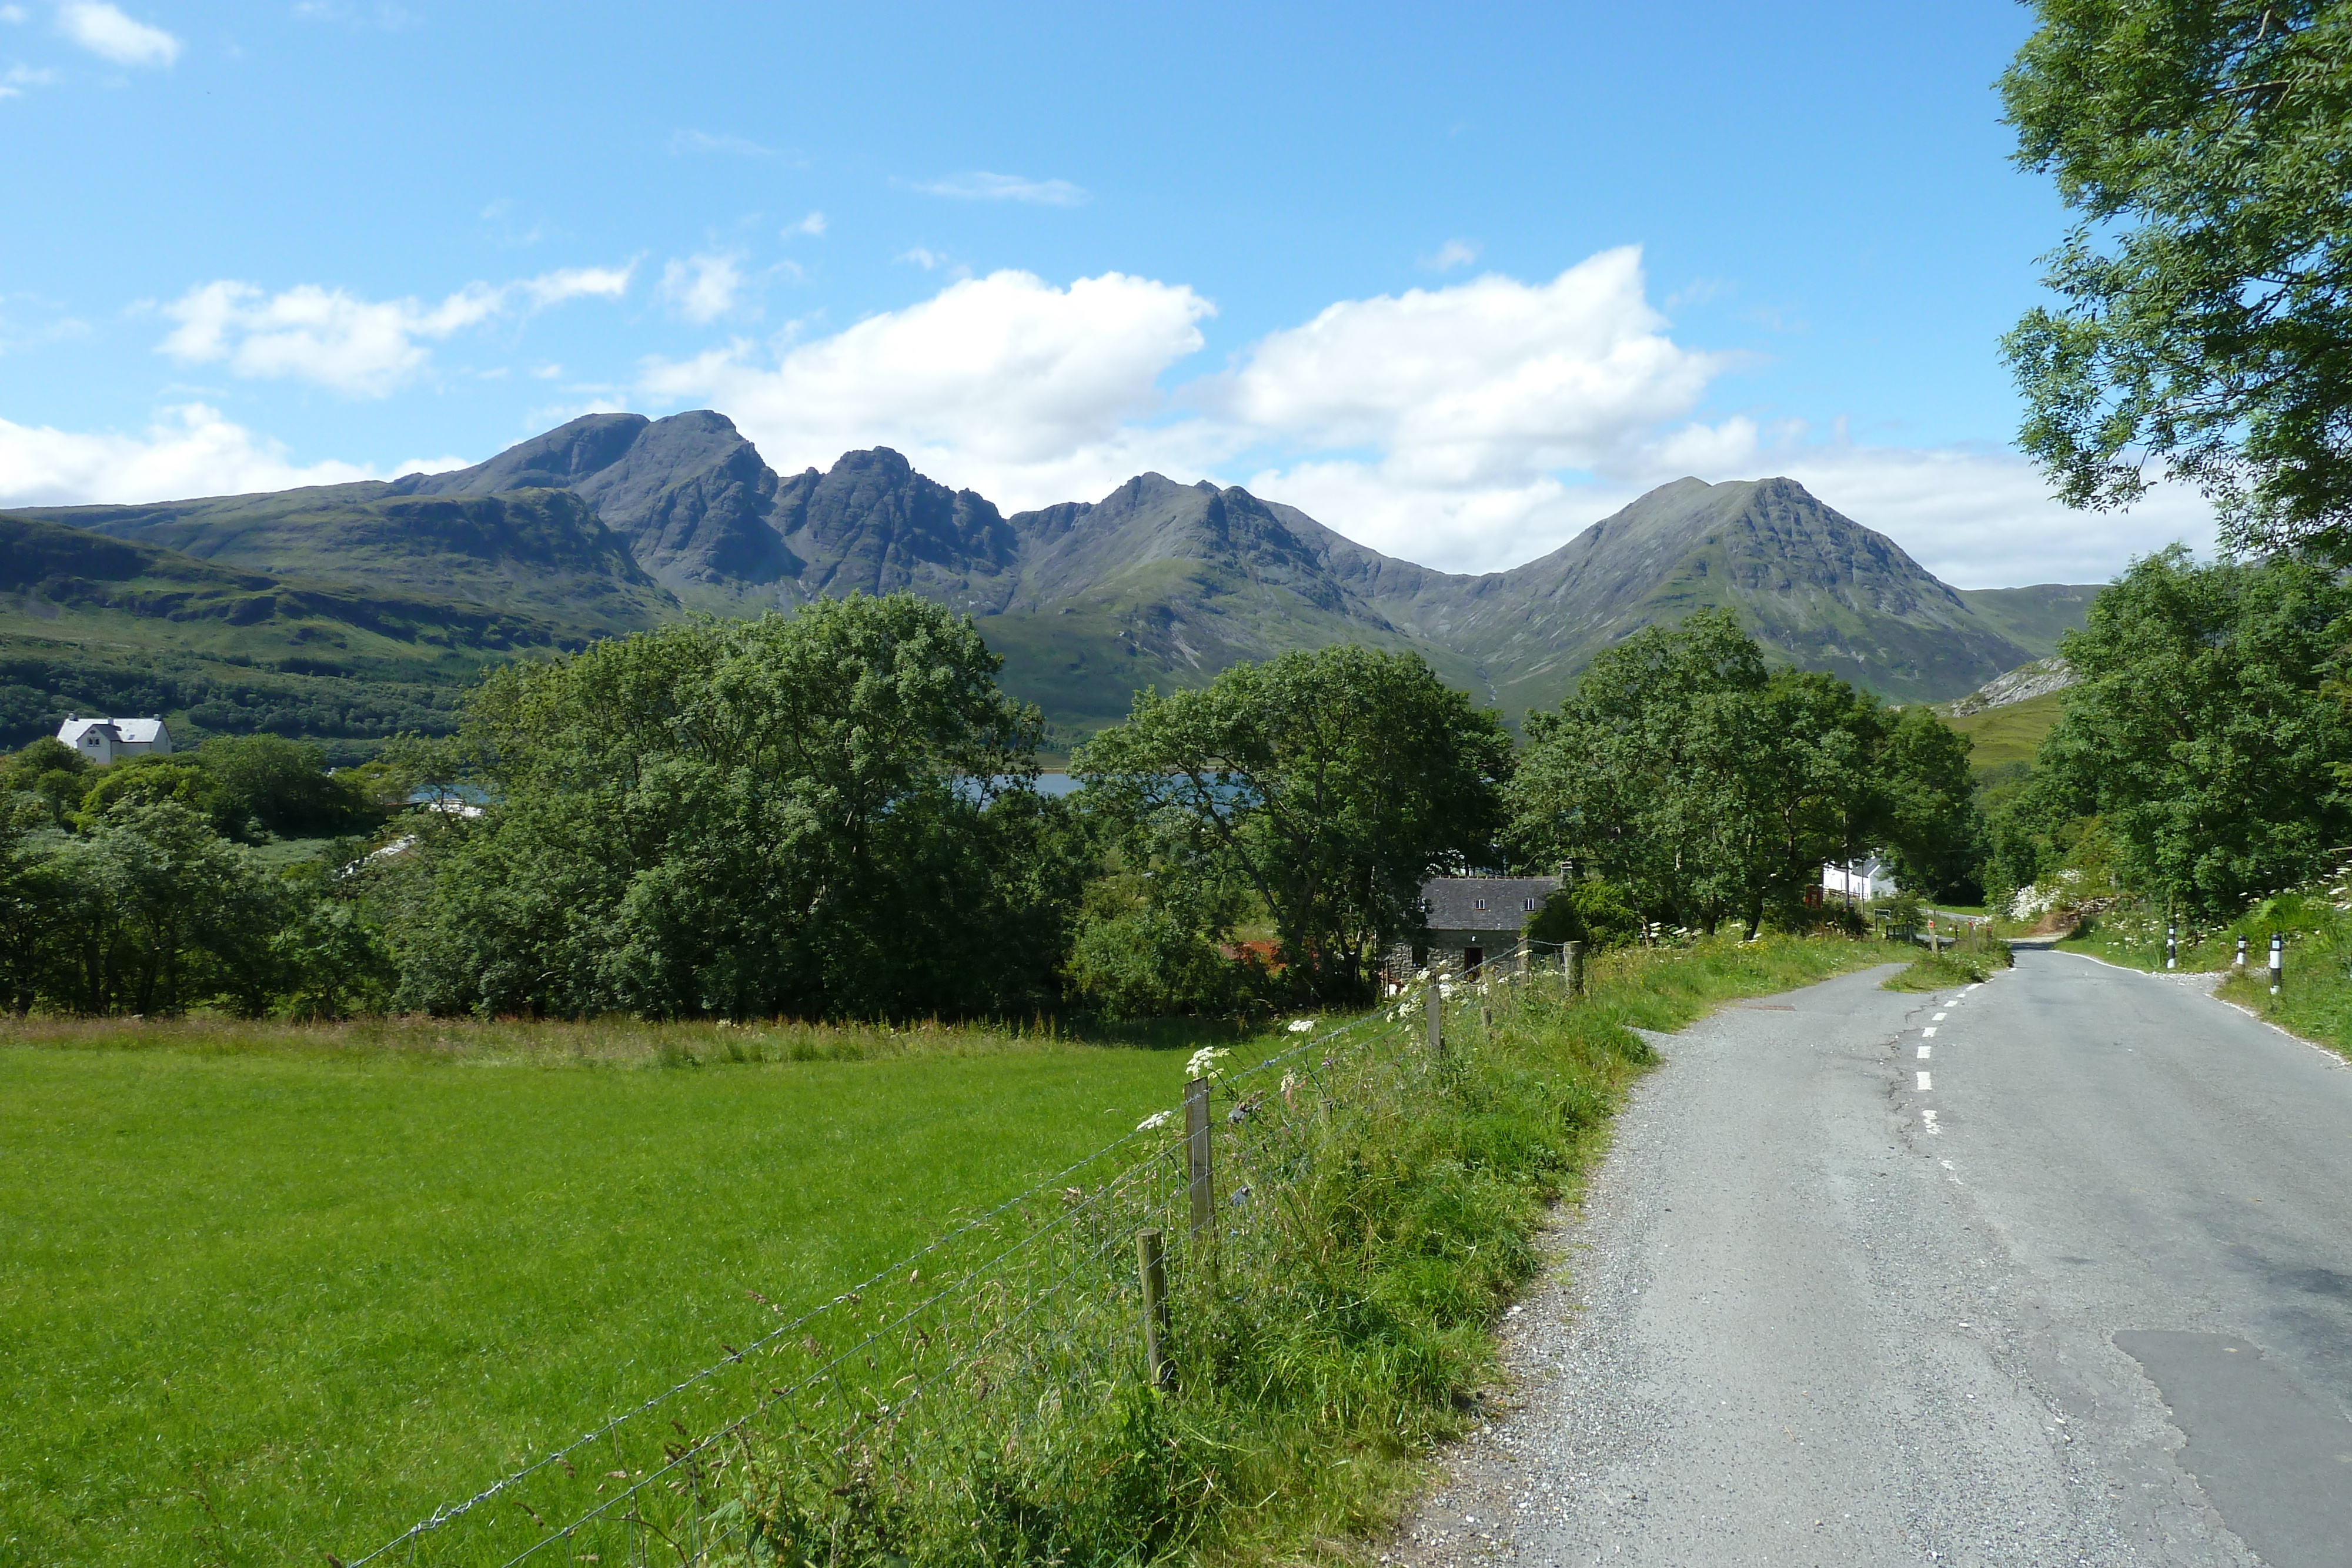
[1944,688,2066,772]
[0,1018,1237,1568]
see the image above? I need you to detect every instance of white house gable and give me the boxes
[55,715,173,765]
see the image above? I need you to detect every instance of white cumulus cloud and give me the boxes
[51,249,2213,588]
[521,265,632,307]
[155,263,634,396]
[642,269,1213,503]
[1,61,55,95]
[1760,440,2219,590]
[786,211,826,238]
[56,1,178,66]
[659,253,745,325]
[0,404,415,506]
[1220,250,1723,488]
[914,171,1088,206]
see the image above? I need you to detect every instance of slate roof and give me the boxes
[57,717,121,748]
[1421,875,1561,933]
[56,716,172,751]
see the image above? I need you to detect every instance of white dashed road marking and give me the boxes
[1933,1012,1948,1021]
[1923,1027,1937,1037]
[1917,1071,1933,1091]
[1918,1045,1931,1059]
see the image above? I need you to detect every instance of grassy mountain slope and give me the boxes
[13,484,677,638]
[1945,688,2068,771]
[0,504,664,754]
[1955,584,2102,658]
[974,475,1482,725]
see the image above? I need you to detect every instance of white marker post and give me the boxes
[2270,932,2284,996]
[2236,935,2247,968]
[2166,922,2177,969]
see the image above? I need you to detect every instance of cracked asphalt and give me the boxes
[1387,949,2352,1567]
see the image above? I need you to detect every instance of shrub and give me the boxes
[1065,907,1258,1019]
[1525,877,1641,951]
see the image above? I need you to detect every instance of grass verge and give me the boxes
[2213,961,2352,1064]
[689,935,1885,1568]
[1882,931,2015,991]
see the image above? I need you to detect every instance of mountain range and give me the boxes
[1,409,2099,754]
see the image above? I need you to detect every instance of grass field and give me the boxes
[4,939,1893,1568]
[0,1016,1243,1567]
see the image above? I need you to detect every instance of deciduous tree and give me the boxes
[1074,646,1511,1002]
[2027,547,2352,914]
[2002,1,2352,555]
[386,595,1077,1019]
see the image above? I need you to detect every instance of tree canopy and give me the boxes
[385,594,1083,1020]
[1509,611,1976,934]
[1993,547,2352,915]
[1073,646,1512,1003]
[2002,1,2352,555]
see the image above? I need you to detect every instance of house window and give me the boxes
[1522,898,1536,911]
[1472,898,1488,911]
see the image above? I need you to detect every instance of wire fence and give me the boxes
[339,944,1585,1568]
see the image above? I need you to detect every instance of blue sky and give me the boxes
[0,1,2214,585]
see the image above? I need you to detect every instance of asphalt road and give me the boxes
[1394,948,2352,1567]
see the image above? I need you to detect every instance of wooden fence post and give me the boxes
[1136,1229,1172,1391]
[1565,940,1585,998]
[1516,940,1530,978]
[1184,1077,1213,1236]
[1425,974,1444,1060]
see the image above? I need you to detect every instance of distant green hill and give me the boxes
[0,497,676,756]
[12,483,675,638]
[1946,689,2068,772]
[1955,584,2101,658]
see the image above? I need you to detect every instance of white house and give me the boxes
[1822,853,1897,902]
[56,715,175,767]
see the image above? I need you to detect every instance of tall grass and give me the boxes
[1882,925,2014,991]
[0,1008,1258,1070]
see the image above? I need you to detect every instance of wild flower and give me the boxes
[1135,1109,1172,1132]
[1185,1045,1231,1081]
